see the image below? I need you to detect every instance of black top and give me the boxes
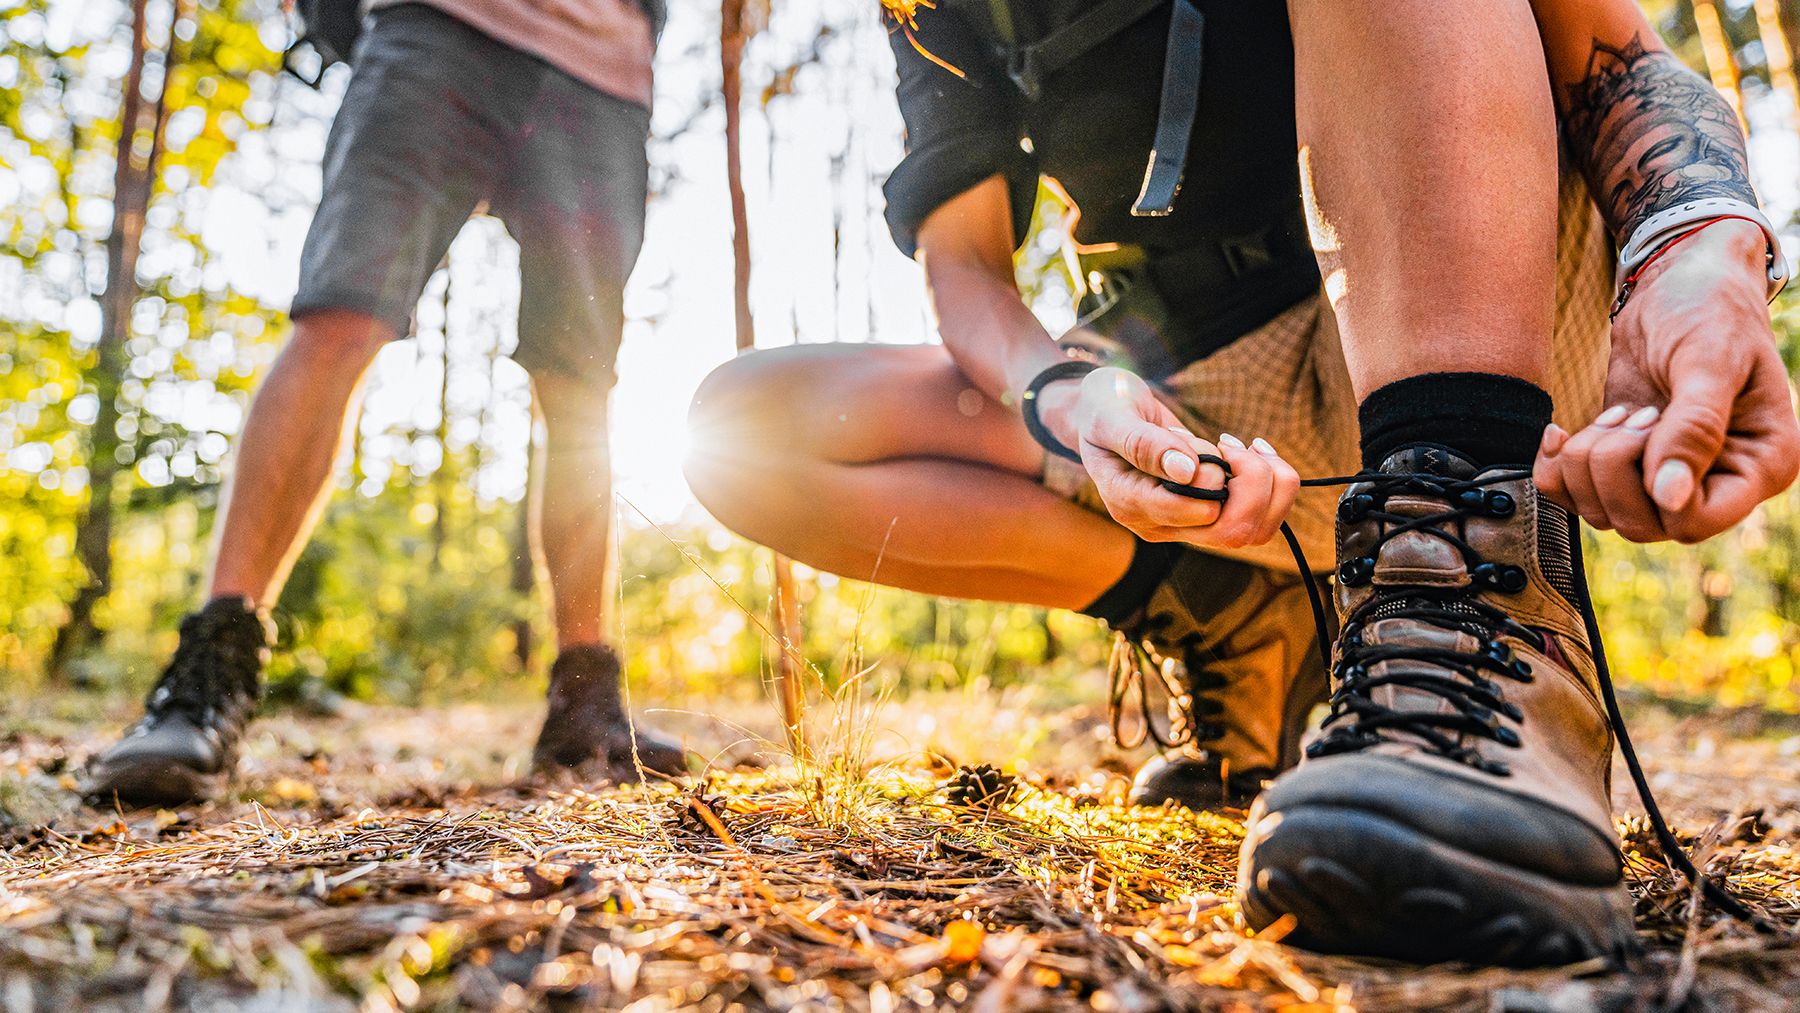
[883,0,1320,369]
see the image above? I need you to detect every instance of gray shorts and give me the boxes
[291,3,649,388]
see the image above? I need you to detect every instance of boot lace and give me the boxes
[143,605,266,725]
[1302,469,1539,773]
[1106,614,1229,751]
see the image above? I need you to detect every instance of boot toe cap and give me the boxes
[1258,753,1621,886]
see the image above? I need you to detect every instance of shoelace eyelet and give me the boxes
[1472,562,1528,593]
[1337,493,1377,523]
[1337,556,1376,587]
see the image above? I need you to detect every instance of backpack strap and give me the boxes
[1132,0,1203,216]
[989,0,1206,218]
[1002,0,1167,98]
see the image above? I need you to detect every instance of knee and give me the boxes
[286,309,393,370]
[683,351,802,505]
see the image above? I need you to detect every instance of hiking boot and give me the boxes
[85,597,273,807]
[1113,551,1330,810]
[531,644,689,781]
[1237,446,1634,966]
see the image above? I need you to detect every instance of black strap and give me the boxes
[1021,361,1099,462]
[1005,0,1168,98]
[1133,0,1204,216]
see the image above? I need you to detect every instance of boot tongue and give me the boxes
[1370,445,1481,590]
[1375,443,1480,481]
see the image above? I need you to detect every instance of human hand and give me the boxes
[1535,220,1800,542]
[1071,367,1300,548]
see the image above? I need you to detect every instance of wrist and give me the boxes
[1020,359,1100,462]
[1638,218,1771,294]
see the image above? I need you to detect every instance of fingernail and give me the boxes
[1161,449,1196,483]
[1625,405,1660,430]
[1251,437,1278,456]
[1652,460,1695,511]
[1594,405,1629,427]
[1218,433,1245,449]
[1540,423,1568,456]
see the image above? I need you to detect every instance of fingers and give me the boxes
[1660,349,1800,544]
[1535,405,1666,542]
[1149,432,1299,548]
[1082,398,1227,493]
[1641,343,1741,515]
[1081,429,1228,534]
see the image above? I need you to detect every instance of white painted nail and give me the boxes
[1218,432,1246,449]
[1652,460,1695,511]
[1161,449,1197,483]
[1594,405,1629,427]
[1252,437,1278,456]
[1625,405,1660,430]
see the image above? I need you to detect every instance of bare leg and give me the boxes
[684,343,1135,611]
[529,371,616,651]
[208,310,390,605]
[1289,0,1559,395]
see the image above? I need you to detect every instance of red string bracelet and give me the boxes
[1611,214,1762,319]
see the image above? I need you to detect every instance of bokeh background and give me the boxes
[4,0,1800,724]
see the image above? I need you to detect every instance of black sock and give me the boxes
[1358,372,1552,469]
[1079,538,1183,625]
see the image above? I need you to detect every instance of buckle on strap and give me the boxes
[1132,0,1204,217]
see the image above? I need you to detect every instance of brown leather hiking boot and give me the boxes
[1113,551,1329,810]
[532,644,689,782]
[1236,446,1634,965]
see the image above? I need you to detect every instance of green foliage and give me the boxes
[7,0,1800,722]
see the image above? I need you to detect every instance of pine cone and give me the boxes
[946,764,1017,809]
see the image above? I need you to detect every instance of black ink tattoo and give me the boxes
[1561,35,1757,242]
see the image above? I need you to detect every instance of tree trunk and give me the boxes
[431,275,453,573]
[1690,0,1747,130]
[512,419,543,671]
[1752,0,1800,126]
[723,0,808,758]
[49,0,165,677]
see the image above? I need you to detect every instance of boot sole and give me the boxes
[1239,803,1636,966]
[84,758,226,809]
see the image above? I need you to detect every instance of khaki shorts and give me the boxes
[1045,164,1614,573]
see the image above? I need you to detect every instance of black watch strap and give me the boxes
[1021,360,1099,462]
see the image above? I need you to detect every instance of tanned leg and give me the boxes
[209,309,391,605]
[684,343,1136,610]
[528,371,616,651]
[1287,0,1560,395]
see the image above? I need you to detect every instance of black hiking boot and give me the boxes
[531,644,689,782]
[85,597,273,808]
[1237,446,1635,966]
[1112,551,1330,810]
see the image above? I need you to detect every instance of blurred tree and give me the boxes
[50,0,160,674]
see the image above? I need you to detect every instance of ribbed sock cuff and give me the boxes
[1359,372,1552,469]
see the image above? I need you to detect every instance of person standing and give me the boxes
[87,0,685,805]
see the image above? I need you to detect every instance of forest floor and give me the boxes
[3,683,1800,1011]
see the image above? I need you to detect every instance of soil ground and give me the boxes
[3,684,1798,1011]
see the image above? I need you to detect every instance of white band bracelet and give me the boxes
[1613,197,1790,314]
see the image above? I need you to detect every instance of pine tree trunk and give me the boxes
[1690,0,1747,130]
[1752,0,1800,126]
[723,0,808,757]
[49,0,162,677]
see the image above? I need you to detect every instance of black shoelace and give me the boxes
[145,607,264,724]
[1154,465,1758,922]
[1107,613,1229,752]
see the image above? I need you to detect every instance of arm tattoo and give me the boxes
[1561,35,1757,243]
